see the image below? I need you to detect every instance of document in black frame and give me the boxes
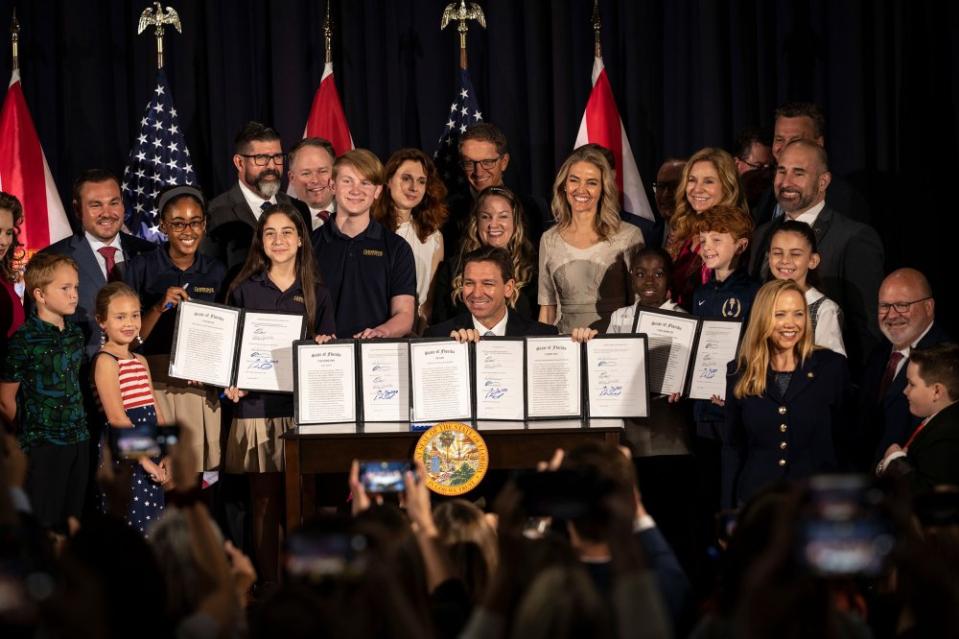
[293,340,357,425]
[408,339,473,423]
[474,337,526,421]
[686,318,743,401]
[234,311,307,393]
[358,340,411,423]
[168,300,241,388]
[584,334,650,418]
[633,306,700,396]
[525,336,582,420]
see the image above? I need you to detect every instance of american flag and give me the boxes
[121,70,197,243]
[433,69,483,190]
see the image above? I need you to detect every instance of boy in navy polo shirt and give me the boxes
[312,149,416,339]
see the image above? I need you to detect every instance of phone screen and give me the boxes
[359,460,410,493]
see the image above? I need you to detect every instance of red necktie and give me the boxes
[97,246,120,282]
[904,417,930,451]
[877,351,904,403]
[316,209,330,224]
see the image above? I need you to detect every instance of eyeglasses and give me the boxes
[460,156,502,172]
[240,153,286,166]
[738,157,770,170]
[878,297,932,314]
[165,219,206,232]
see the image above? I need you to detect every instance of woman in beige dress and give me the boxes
[538,146,645,333]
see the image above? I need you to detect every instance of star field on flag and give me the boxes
[433,69,483,191]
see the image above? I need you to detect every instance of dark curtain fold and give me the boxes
[0,0,957,323]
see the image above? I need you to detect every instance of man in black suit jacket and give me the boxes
[749,140,884,372]
[858,269,951,468]
[425,245,557,339]
[201,121,311,273]
[39,169,155,356]
[878,343,959,494]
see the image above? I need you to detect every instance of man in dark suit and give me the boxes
[877,343,959,494]
[425,245,557,339]
[201,121,311,273]
[749,140,884,372]
[40,169,155,357]
[859,269,950,467]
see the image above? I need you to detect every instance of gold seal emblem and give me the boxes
[414,422,489,496]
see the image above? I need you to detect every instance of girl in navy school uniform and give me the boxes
[92,282,168,535]
[223,203,336,583]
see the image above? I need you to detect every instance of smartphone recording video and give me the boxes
[359,460,410,493]
[110,424,180,459]
[285,518,368,580]
[798,475,895,578]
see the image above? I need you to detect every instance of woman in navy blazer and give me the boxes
[722,279,849,508]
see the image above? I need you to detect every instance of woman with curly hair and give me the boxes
[430,185,538,323]
[664,148,748,308]
[374,148,448,333]
[0,192,25,340]
[538,146,645,333]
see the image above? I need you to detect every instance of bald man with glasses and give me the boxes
[202,121,311,272]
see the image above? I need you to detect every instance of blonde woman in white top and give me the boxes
[766,220,846,356]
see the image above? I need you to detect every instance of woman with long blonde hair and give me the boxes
[537,146,645,333]
[722,279,848,508]
[665,148,747,307]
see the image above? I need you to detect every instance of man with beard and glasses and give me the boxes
[203,121,311,273]
[39,169,155,357]
[749,140,884,375]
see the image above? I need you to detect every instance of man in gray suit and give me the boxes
[202,121,311,273]
[750,140,884,372]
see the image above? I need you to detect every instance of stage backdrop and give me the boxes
[0,0,957,324]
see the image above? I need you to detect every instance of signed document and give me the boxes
[409,340,472,423]
[294,341,356,424]
[169,300,241,387]
[359,341,411,422]
[585,335,649,418]
[687,319,743,400]
[474,338,525,421]
[526,336,582,419]
[234,312,305,393]
[635,309,699,396]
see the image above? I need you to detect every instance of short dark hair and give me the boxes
[461,246,514,283]
[910,343,959,401]
[782,138,830,173]
[774,102,826,139]
[156,184,206,220]
[459,122,508,156]
[71,169,122,215]
[629,245,675,279]
[234,121,282,155]
[288,137,336,168]
[560,441,638,542]
[734,126,769,159]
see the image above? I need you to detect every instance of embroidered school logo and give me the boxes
[363,249,384,257]
[722,297,742,318]
[192,286,215,294]
[292,295,305,304]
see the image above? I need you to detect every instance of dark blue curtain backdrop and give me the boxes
[1,0,957,323]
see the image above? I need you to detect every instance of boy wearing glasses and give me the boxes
[124,184,227,476]
[203,121,311,272]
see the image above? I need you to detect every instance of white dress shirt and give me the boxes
[790,200,826,226]
[84,231,124,280]
[309,203,336,231]
[238,180,276,221]
[472,311,509,336]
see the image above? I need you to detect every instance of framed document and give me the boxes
[293,340,357,425]
[474,337,526,421]
[525,336,582,420]
[686,319,743,400]
[409,339,473,423]
[168,300,241,387]
[358,340,411,423]
[585,334,650,418]
[234,311,306,393]
[633,307,700,396]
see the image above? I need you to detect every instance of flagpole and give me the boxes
[441,0,486,70]
[324,0,332,65]
[592,0,602,59]
[137,1,182,70]
[10,9,19,72]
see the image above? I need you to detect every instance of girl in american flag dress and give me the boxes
[93,282,168,535]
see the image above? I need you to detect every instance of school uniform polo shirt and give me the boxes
[312,215,416,337]
[124,245,228,356]
[228,272,336,418]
